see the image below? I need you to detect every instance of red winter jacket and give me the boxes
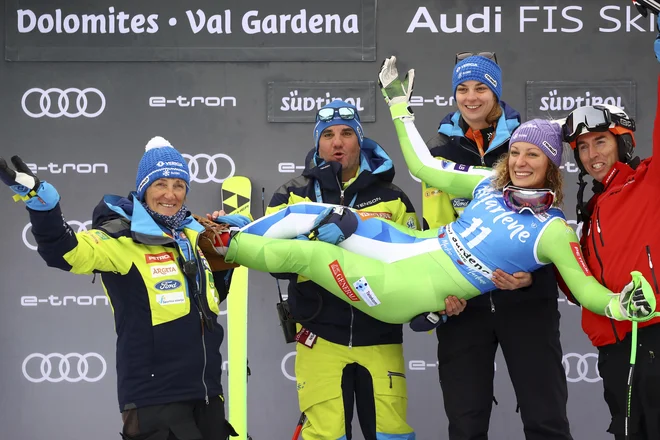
[564,75,660,347]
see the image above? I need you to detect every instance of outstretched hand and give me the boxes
[0,155,41,199]
[0,155,60,210]
[378,56,415,108]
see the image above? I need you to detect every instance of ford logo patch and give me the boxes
[155,280,182,291]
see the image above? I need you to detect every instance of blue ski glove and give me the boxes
[0,155,60,211]
[214,214,251,228]
[309,206,359,245]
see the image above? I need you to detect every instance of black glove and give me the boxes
[0,156,60,210]
[409,312,447,332]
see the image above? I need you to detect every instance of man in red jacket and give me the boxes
[560,92,660,438]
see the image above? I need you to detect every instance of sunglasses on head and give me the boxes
[502,185,555,215]
[455,51,498,65]
[316,106,357,123]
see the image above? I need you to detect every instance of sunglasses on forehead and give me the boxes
[316,106,358,123]
[455,51,498,65]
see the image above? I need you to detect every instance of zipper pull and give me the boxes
[489,293,496,313]
[205,395,209,405]
[340,189,345,205]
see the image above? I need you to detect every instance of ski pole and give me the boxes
[292,412,306,440]
[624,321,638,440]
[625,307,660,440]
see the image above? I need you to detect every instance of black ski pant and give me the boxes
[341,363,377,440]
[597,323,660,440]
[120,396,238,440]
[436,297,573,440]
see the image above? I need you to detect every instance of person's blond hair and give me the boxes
[490,153,564,206]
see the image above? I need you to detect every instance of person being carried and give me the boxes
[183,63,656,326]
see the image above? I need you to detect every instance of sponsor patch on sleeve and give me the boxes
[356,211,392,220]
[352,277,380,307]
[570,242,591,276]
[329,260,360,302]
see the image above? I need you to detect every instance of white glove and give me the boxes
[378,56,415,107]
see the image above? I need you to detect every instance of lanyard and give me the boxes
[314,180,358,207]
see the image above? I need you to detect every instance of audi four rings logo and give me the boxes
[281,351,297,381]
[22,220,91,251]
[183,153,235,184]
[22,352,107,383]
[21,88,106,118]
[562,352,601,383]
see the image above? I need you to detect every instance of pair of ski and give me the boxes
[222,176,306,440]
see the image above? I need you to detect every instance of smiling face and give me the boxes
[145,178,187,216]
[576,131,619,182]
[317,124,361,181]
[455,80,497,130]
[508,141,550,188]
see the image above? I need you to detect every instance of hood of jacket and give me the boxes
[91,192,204,244]
[301,137,396,192]
[437,100,521,153]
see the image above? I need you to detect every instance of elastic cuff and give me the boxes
[390,102,414,119]
[224,232,240,263]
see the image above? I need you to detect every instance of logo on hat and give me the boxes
[484,74,498,88]
[456,63,478,73]
[156,160,184,167]
[542,140,558,156]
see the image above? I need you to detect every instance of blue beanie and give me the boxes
[135,136,190,201]
[313,100,364,151]
[452,55,502,100]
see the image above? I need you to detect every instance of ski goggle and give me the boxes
[502,185,556,215]
[562,105,636,144]
[316,106,357,123]
[455,51,498,65]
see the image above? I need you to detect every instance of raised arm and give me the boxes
[648,15,660,183]
[378,56,491,199]
[649,73,660,185]
[1,155,131,275]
